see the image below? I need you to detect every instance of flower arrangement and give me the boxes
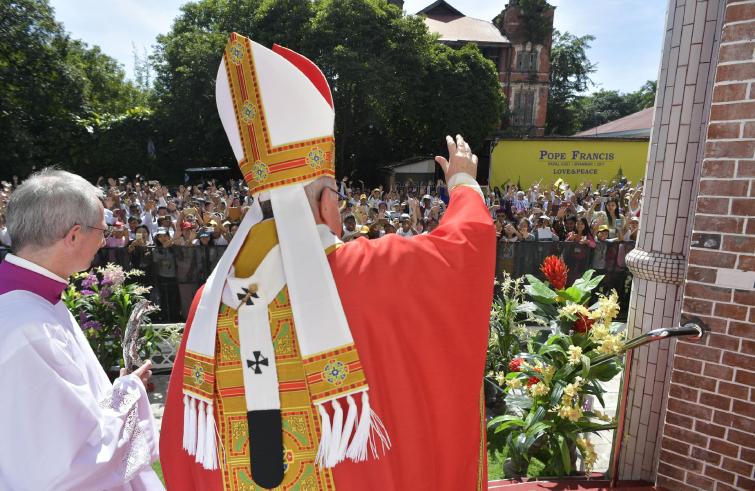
[62,263,159,374]
[487,256,626,478]
[486,274,547,407]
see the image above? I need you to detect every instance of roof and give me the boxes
[381,157,436,173]
[417,0,464,16]
[418,1,509,46]
[424,16,509,45]
[575,107,654,138]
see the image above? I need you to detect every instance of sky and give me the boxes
[49,0,668,94]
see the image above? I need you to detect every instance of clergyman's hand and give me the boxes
[434,134,478,183]
[120,360,153,388]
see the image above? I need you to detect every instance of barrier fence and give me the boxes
[0,240,634,322]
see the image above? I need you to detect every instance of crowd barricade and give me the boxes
[0,241,635,322]
[89,245,228,323]
[495,240,635,320]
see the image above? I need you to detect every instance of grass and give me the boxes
[151,461,164,484]
[488,452,505,480]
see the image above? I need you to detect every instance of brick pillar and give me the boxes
[655,1,755,489]
[620,0,726,481]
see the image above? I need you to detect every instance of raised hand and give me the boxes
[434,134,478,183]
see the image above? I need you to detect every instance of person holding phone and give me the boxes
[605,198,625,239]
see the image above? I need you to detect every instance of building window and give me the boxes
[515,49,538,72]
[481,47,500,71]
[512,89,535,127]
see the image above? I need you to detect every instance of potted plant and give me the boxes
[487,256,625,478]
[62,263,159,380]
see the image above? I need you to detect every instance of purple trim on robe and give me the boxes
[0,260,67,304]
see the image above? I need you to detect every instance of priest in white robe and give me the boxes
[0,169,163,490]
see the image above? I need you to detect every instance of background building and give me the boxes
[417,0,554,136]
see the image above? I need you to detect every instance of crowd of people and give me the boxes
[488,178,642,244]
[0,174,643,250]
[0,173,642,320]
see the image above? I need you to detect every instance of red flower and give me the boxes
[527,376,539,387]
[540,255,569,290]
[509,358,523,372]
[574,314,595,333]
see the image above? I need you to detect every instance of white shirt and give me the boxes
[0,260,163,490]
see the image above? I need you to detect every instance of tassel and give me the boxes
[368,406,391,459]
[346,391,372,462]
[186,397,197,456]
[182,395,190,452]
[337,395,358,462]
[346,391,391,462]
[326,399,344,467]
[315,403,332,468]
[203,402,218,470]
[195,401,207,464]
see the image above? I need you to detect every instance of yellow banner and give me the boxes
[489,139,649,190]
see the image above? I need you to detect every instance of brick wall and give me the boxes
[656,2,755,491]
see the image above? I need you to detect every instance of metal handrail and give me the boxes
[609,321,706,488]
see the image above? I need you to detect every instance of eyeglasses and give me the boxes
[74,223,108,237]
[83,224,108,233]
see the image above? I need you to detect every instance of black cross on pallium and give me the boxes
[237,284,259,308]
[247,351,269,374]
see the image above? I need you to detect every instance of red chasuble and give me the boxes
[160,186,496,490]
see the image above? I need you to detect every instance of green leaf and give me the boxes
[550,380,565,407]
[488,415,526,434]
[573,271,604,294]
[516,302,539,313]
[589,360,622,382]
[556,286,584,303]
[581,354,591,379]
[558,434,572,475]
[524,275,558,304]
[538,344,566,357]
[525,421,552,437]
[525,405,547,427]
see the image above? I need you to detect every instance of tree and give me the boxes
[0,0,148,177]
[545,30,595,135]
[152,0,504,180]
[151,0,315,175]
[574,80,657,132]
[575,90,633,131]
[624,80,656,111]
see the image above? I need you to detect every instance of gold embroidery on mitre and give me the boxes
[240,101,256,124]
[306,146,325,169]
[250,161,269,183]
[230,40,245,65]
[221,33,335,196]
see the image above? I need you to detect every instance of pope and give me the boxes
[159,32,495,490]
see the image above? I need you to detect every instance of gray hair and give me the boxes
[7,168,104,252]
[258,176,335,220]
